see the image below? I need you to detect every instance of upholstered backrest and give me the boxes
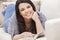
[45,18,60,40]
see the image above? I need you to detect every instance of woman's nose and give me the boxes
[25,8,29,13]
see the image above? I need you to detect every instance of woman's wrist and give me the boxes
[32,12,39,22]
[34,18,40,23]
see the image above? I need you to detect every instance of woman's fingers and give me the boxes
[21,32,35,37]
[32,12,39,22]
[13,32,36,40]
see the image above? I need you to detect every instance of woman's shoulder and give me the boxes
[37,11,44,16]
[37,11,46,19]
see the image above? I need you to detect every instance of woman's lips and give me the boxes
[26,13,31,17]
[27,13,31,16]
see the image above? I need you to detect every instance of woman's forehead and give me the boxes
[19,3,31,8]
[19,3,31,6]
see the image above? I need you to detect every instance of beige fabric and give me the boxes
[0,3,4,27]
[0,13,4,27]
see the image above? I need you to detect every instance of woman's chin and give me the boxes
[25,17,32,20]
[24,16,32,20]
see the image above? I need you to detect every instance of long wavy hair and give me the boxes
[15,0,37,34]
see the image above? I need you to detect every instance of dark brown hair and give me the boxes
[15,0,37,34]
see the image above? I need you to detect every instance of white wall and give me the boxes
[40,0,60,20]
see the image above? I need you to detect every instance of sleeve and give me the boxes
[7,13,19,37]
[37,12,47,29]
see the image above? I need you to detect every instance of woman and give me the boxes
[8,0,46,40]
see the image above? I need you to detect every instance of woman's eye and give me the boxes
[27,6,30,8]
[21,8,25,11]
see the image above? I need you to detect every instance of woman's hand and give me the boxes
[13,32,35,40]
[21,32,34,37]
[32,12,39,22]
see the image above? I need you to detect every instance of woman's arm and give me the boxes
[32,12,44,33]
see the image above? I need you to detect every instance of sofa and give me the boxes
[0,28,12,40]
[0,0,60,40]
[45,18,60,40]
[0,12,12,40]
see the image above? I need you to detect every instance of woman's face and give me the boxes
[18,3,34,20]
